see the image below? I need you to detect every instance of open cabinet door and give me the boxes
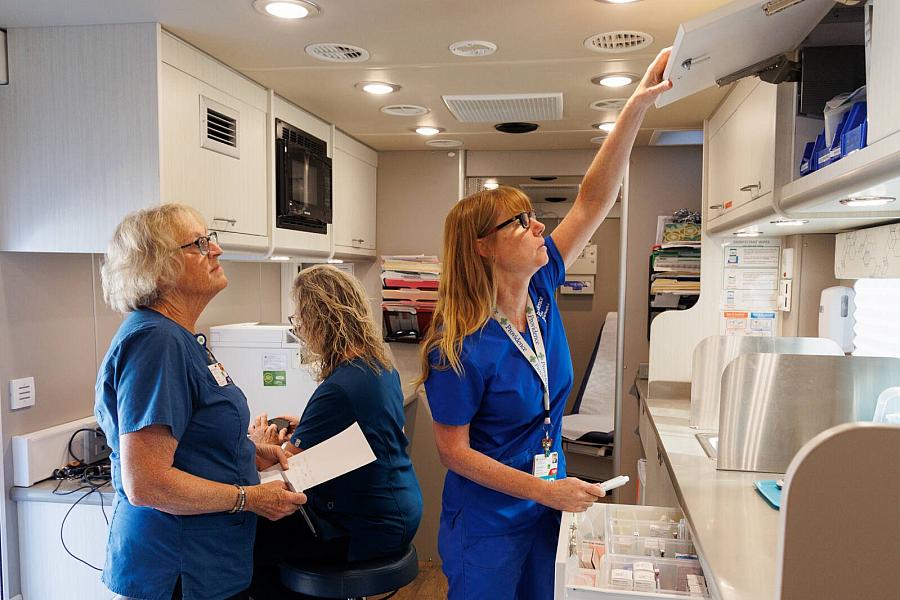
[656,0,835,108]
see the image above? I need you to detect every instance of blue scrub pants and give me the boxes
[439,507,561,600]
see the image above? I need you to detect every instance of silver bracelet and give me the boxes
[229,484,246,514]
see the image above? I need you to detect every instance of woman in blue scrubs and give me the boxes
[95,204,307,600]
[251,265,422,597]
[419,49,673,600]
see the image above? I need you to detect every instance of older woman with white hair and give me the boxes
[95,203,307,600]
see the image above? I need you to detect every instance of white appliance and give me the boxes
[209,323,318,420]
[818,286,856,353]
[12,416,98,487]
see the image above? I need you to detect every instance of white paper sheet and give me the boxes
[258,422,376,492]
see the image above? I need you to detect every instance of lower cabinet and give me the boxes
[638,406,679,508]
[17,497,114,599]
[555,504,709,599]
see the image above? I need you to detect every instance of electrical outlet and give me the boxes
[9,377,35,410]
[82,429,111,464]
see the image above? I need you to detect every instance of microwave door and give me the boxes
[303,154,310,212]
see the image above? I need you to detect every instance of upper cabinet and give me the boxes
[332,131,377,258]
[666,0,900,236]
[0,24,269,253]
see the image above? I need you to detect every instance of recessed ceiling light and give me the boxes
[483,181,500,190]
[327,258,344,264]
[838,196,896,207]
[771,219,810,227]
[592,73,637,88]
[449,40,498,57]
[596,0,643,4]
[252,0,320,19]
[590,136,607,145]
[356,81,401,95]
[413,126,444,136]
[734,230,763,237]
[596,121,616,133]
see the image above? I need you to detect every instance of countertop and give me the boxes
[635,379,782,600]
[11,479,115,506]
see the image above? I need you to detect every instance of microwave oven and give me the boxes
[275,119,332,235]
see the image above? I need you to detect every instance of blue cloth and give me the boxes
[290,359,422,561]
[425,235,573,536]
[95,308,259,600]
[439,508,560,600]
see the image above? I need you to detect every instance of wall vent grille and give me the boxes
[200,96,240,159]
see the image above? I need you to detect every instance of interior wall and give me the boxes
[780,234,842,337]
[376,150,461,564]
[620,146,703,504]
[0,252,281,599]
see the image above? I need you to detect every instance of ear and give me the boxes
[474,236,493,259]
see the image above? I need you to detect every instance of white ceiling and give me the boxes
[1,0,736,151]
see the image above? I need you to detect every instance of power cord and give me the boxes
[51,427,112,572]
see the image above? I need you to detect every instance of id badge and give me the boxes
[208,362,232,387]
[532,451,558,481]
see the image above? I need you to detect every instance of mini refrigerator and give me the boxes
[209,323,318,420]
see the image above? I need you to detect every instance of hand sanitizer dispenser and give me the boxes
[818,286,855,353]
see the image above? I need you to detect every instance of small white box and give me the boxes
[12,416,98,487]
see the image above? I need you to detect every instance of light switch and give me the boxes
[9,377,35,410]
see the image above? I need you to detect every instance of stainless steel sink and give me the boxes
[695,433,718,459]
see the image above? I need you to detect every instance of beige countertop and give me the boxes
[636,379,782,600]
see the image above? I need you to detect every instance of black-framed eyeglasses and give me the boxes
[178,231,218,256]
[478,211,535,239]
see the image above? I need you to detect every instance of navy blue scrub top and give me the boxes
[290,359,422,561]
[425,235,574,536]
[95,308,259,600]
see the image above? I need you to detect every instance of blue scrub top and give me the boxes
[290,359,423,561]
[95,308,259,600]
[425,236,574,536]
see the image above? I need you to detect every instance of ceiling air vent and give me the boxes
[443,93,563,123]
[590,98,629,111]
[425,139,463,148]
[200,96,239,159]
[381,104,430,117]
[305,43,370,63]
[584,31,654,54]
[449,40,498,57]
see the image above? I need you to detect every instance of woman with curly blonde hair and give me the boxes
[252,265,422,597]
[419,49,673,600]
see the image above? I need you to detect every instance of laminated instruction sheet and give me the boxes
[259,421,376,492]
[719,239,780,336]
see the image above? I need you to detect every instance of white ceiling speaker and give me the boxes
[584,30,654,54]
[590,98,628,111]
[381,105,429,117]
[442,93,563,123]
[305,43,369,63]
[425,139,463,148]
[449,40,498,57]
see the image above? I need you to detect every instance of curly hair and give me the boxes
[291,265,393,381]
[100,204,203,314]
[415,186,532,387]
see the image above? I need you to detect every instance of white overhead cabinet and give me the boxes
[332,131,377,257]
[664,0,900,236]
[0,24,269,253]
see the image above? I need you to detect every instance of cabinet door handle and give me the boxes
[213,217,237,226]
[352,238,365,244]
[739,182,761,193]
[709,204,723,210]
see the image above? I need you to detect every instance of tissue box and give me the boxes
[663,222,700,242]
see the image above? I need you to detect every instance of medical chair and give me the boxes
[562,312,617,483]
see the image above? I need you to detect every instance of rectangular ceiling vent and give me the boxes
[200,95,240,159]
[442,93,563,123]
[520,183,581,203]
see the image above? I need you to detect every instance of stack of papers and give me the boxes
[609,568,633,591]
[381,255,441,341]
[651,244,701,274]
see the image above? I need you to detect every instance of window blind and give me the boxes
[852,278,900,358]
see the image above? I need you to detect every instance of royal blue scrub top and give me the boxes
[425,235,574,535]
[290,359,422,561]
[95,308,260,600]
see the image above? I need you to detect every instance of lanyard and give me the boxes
[493,297,553,455]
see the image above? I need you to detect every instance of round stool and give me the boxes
[278,544,418,599]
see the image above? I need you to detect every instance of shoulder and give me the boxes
[426,326,501,380]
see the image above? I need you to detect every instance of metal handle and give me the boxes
[213,217,237,226]
[709,204,724,210]
[739,182,761,193]
[681,54,711,71]
[352,238,365,244]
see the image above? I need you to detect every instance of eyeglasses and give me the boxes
[178,231,218,256]
[478,211,536,239]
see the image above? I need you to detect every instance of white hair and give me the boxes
[100,204,203,314]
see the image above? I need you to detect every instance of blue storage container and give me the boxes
[840,101,867,157]
[799,142,815,177]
